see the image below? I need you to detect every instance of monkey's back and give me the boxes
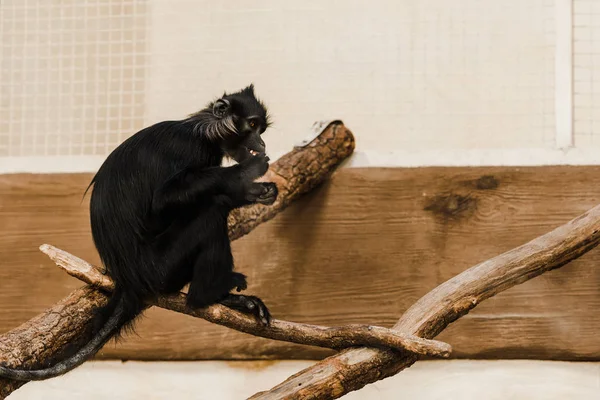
[88,120,223,299]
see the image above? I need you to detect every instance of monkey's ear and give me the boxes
[212,98,231,118]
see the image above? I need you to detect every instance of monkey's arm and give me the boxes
[152,166,231,212]
[152,155,270,213]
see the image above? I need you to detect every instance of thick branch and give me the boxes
[42,244,451,358]
[0,288,107,397]
[228,120,355,240]
[0,121,355,398]
[251,204,600,399]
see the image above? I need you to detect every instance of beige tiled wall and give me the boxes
[0,0,148,156]
[2,0,600,159]
[574,0,600,147]
[147,0,557,155]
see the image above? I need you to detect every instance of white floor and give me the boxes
[9,360,600,400]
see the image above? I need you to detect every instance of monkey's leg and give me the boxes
[152,166,229,213]
[186,239,271,325]
[186,234,236,308]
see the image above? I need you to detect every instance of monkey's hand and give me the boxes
[239,152,270,181]
[231,272,248,292]
[226,153,277,207]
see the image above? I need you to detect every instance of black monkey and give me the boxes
[0,84,277,381]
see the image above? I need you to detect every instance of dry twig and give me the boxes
[249,204,600,399]
[41,244,451,358]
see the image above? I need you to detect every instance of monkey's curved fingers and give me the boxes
[248,297,271,326]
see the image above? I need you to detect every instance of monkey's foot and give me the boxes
[245,182,278,206]
[219,294,271,325]
[231,272,248,292]
[256,182,279,206]
[256,182,278,205]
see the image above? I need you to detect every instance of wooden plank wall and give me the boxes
[0,167,599,361]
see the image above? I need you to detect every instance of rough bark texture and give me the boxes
[228,121,354,240]
[250,204,600,399]
[0,121,355,399]
[0,288,108,398]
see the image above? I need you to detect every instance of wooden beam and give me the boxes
[0,166,599,360]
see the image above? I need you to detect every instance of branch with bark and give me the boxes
[249,204,600,399]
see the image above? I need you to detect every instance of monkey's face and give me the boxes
[213,85,271,164]
[222,121,266,164]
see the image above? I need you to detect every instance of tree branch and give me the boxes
[250,204,600,399]
[40,244,452,359]
[0,121,355,398]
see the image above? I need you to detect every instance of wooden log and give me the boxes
[0,121,355,398]
[0,288,105,398]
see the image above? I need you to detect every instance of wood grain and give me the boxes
[1,166,599,361]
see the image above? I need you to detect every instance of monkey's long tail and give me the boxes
[0,290,137,381]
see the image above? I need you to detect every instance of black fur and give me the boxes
[0,84,277,381]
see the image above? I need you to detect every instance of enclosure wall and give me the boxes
[2,0,600,170]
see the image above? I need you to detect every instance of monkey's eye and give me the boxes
[249,120,256,128]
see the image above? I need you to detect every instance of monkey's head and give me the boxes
[191,84,272,164]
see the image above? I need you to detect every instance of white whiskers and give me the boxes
[188,112,238,141]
